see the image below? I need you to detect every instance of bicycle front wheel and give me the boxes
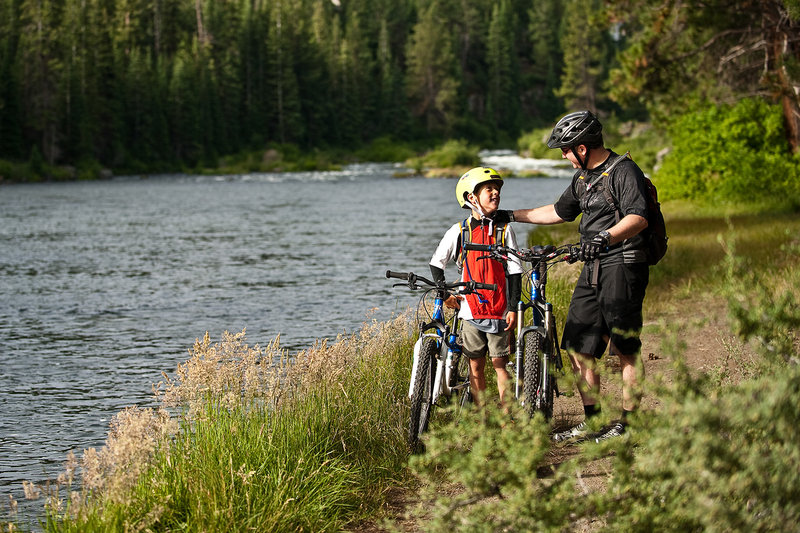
[408,336,437,452]
[454,351,472,414]
[522,331,553,420]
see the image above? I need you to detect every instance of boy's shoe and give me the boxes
[552,421,588,442]
[593,422,626,443]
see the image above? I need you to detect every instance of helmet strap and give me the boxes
[465,196,487,219]
[571,146,590,170]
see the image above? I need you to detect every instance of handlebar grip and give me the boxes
[474,282,497,291]
[565,245,581,264]
[463,243,492,252]
[385,270,409,280]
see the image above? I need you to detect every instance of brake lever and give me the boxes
[564,247,580,264]
[475,253,507,262]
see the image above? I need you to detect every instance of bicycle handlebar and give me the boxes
[385,270,496,292]
[464,242,580,264]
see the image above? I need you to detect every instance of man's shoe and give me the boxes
[552,421,588,442]
[593,422,625,442]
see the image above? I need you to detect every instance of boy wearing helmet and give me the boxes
[429,167,523,406]
[498,111,651,442]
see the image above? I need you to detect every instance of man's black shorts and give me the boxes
[561,262,649,358]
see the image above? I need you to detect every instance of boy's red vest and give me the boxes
[461,221,507,319]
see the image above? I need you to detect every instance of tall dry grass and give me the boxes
[13,312,415,532]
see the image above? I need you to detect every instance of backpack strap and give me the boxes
[598,151,631,224]
[591,152,631,286]
[456,217,507,272]
[456,217,471,272]
[494,221,506,248]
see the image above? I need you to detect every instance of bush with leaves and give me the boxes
[580,238,800,531]
[406,139,481,173]
[410,233,800,532]
[656,98,800,205]
[592,359,800,532]
[410,406,591,532]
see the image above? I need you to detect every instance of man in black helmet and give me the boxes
[498,110,650,442]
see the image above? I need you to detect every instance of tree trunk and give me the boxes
[766,2,800,154]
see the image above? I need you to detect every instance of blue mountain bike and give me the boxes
[385,270,496,451]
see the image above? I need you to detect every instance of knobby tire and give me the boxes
[408,336,437,452]
[454,351,472,414]
[523,331,553,420]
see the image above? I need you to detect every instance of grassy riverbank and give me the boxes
[19,320,417,532]
[4,200,798,532]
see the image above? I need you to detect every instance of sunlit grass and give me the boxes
[26,314,415,532]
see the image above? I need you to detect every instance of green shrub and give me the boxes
[656,98,800,205]
[410,405,583,532]
[517,127,558,159]
[591,238,800,531]
[356,136,416,162]
[0,158,36,182]
[407,139,480,171]
[594,359,800,532]
[586,233,800,531]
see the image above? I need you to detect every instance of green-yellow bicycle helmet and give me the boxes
[455,167,503,209]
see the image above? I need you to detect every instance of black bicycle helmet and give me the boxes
[546,111,603,149]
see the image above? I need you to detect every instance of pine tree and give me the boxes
[0,0,24,159]
[405,0,460,135]
[267,0,303,145]
[18,0,71,165]
[376,16,410,137]
[555,0,612,113]
[526,0,563,122]
[486,0,520,141]
[239,0,271,148]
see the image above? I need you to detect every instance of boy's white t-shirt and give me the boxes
[429,220,524,321]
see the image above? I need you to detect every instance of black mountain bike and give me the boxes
[464,242,578,420]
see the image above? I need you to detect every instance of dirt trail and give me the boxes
[350,296,751,533]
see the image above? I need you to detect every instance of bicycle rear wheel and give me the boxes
[522,331,553,420]
[408,336,437,452]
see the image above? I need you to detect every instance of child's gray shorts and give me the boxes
[461,320,510,359]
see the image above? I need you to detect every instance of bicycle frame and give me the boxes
[409,289,463,404]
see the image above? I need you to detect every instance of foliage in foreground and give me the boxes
[410,220,800,531]
[27,314,415,532]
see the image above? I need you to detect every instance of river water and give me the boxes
[0,155,569,525]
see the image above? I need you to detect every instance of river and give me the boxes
[0,153,570,526]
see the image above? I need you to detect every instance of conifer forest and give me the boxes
[0,0,798,174]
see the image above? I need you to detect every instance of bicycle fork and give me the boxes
[514,301,561,404]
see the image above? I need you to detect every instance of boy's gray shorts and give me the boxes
[461,320,510,360]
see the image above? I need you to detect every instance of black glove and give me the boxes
[579,231,610,262]
[492,210,515,225]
